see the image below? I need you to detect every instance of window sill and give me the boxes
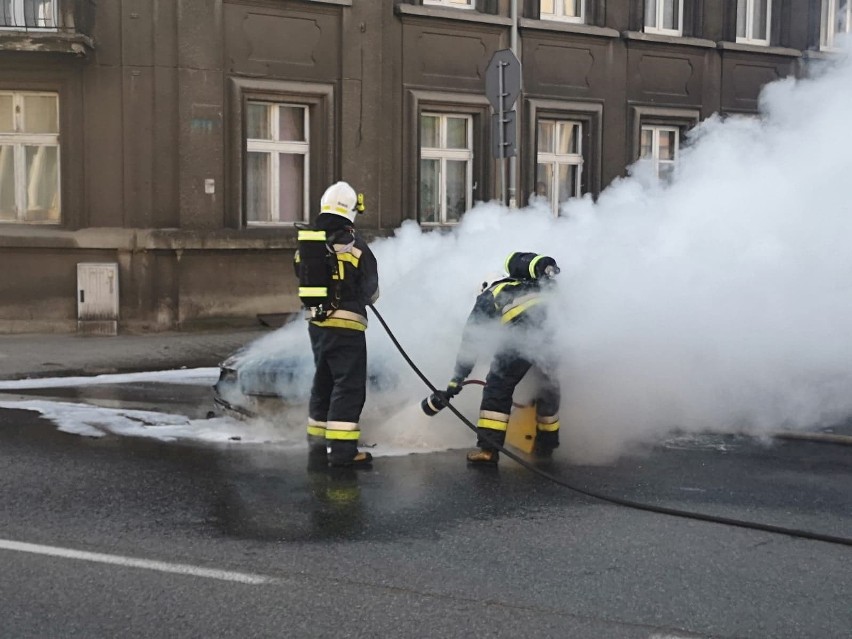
[518,18,619,39]
[0,227,303,250]
[718,41,801,57]
[623,30,716,49]
[803,48,838,59]
[395,4,512,26]
[306,0,352,5]
[0,30,94,55]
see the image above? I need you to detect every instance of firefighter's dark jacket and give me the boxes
[295,212,380,331]
[452,277,550,381]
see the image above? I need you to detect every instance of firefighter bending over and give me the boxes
[294,181,380,468]
[438,252,561,465]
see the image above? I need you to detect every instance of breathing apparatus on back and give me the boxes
[295,181,366,321]
[504,251,560,282]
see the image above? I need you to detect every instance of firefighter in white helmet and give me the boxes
[294,181,379,468]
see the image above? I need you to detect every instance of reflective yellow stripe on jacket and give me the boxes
[311,318,366,331]
[333,244,361,262]
[491,281,518,298]
[310,309,368,331]
[501,295,543,324]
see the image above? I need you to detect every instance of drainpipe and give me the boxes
[509,0,519,208]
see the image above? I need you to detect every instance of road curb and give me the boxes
[774,431,852,446]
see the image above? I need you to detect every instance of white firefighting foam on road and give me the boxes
[238,47,852,463]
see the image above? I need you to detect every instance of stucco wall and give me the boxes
[0,0,826,333]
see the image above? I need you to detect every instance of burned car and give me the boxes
[212,327,400,420]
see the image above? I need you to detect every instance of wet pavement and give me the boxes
[1,381,218,419]
[1,374,851,638]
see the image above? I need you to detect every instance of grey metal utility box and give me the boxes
[77,263,119,336]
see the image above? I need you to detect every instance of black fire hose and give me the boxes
[461,379,529,409]
[368,304,852,549]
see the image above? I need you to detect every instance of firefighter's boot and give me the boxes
[532,441,557,458]
[307,445,329,471]
[466,448,499,464]
[533,432,559,459]
[308,442,328,456]
[329,450,373,468]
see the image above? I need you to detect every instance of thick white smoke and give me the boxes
[240,46,852,463]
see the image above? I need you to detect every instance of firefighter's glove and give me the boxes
[446,378,464,398]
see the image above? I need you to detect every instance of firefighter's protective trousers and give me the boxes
[307,323,367,462]
[477,350,561,450]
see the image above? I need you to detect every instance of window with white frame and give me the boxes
[821,0,851,49]
[640,125,679,180]
[535,119,583,216]
[644,0,683,35]
[423,0,474,8]
[419,113,473,225]
[245,101,309,225]
[737,0,771,44]
[540,0,584,23]
[0,91,60,224]
[0,0,57,29]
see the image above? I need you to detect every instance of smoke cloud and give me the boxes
[238,45,852,463]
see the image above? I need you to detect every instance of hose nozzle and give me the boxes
[421,391,449,416]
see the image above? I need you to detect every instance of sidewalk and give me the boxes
[0,328,273,381]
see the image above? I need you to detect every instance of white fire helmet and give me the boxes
[320,181,361,223]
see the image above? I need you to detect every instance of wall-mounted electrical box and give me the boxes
[77,263,119,336]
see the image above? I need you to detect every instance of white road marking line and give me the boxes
[0,539,273,585]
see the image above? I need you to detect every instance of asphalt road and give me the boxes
[0,382,850,639]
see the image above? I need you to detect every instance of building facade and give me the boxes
[0,0,843,333]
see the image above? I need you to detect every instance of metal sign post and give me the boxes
[498,60,506,205]
[485,49,521,206]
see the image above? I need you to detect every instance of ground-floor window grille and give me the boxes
[640,125,679,180]
[0,91,60,224]
[0,0,57,28]
[821,0,851,49]
[419,113,473,225]
[535,119,583,216]
[245,101,309,225]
